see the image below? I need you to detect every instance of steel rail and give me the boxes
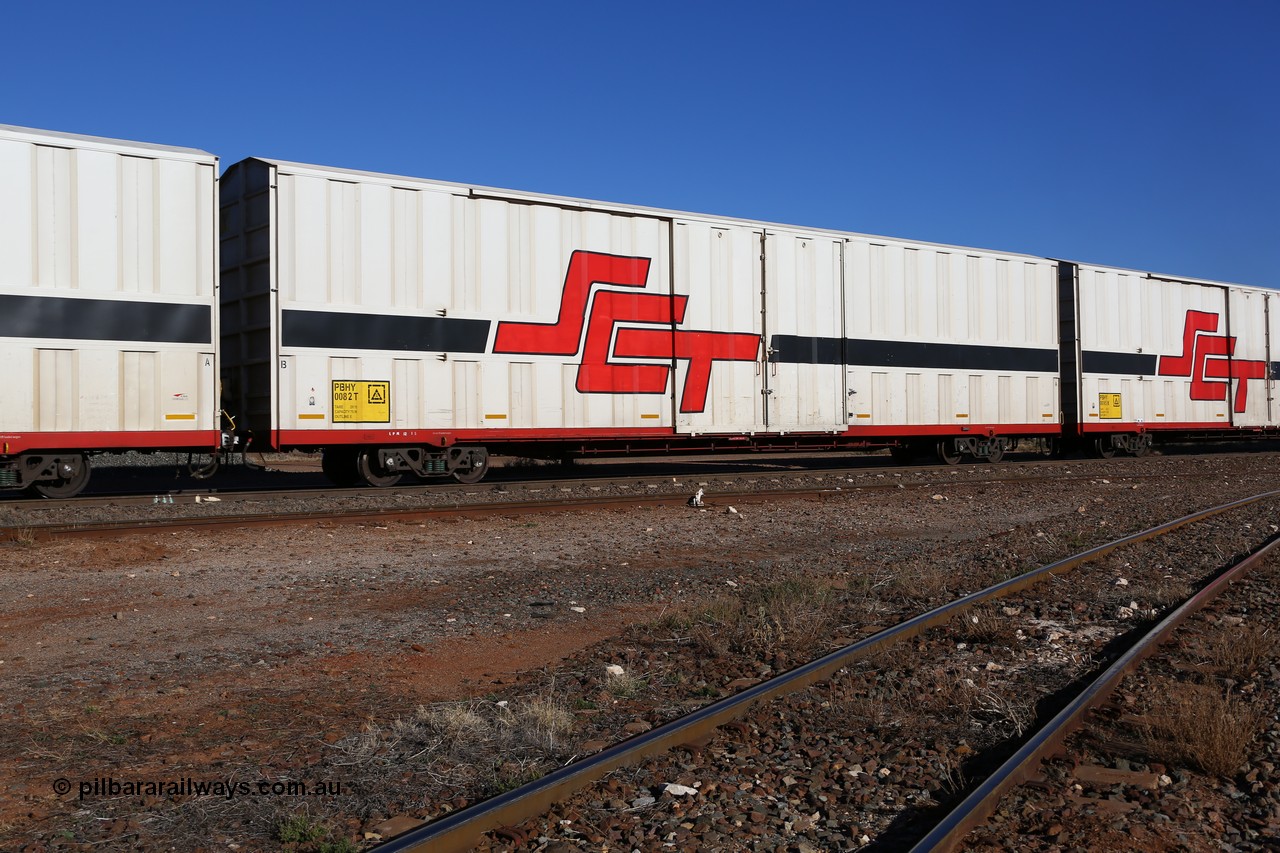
[0,490,729,539]
[371,488,1280,853]
[0,450,1179,510]
[0,469,1176,541]
[910,521,1280,851]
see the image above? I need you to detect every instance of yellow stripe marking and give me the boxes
[164,414,196,421]
[640,414,660,420]
[855,413,871,419]
[485,414,508,420]
[955,413,969,418]
[298,413,326,420]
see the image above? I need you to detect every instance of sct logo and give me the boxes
[1157,310,1268,413]
[493,251,760,413]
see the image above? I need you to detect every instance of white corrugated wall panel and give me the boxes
[120,156,155,293]
[36,349,74,430]
[0,141,34,289]
[844,238,1057,428]
[34,146,74,289]
[1076,266,1230,427]
[274,169,675,434]
[75,150,119,294]
[359,183,394,308]
[0,127,218,442]
[393,359,422,428]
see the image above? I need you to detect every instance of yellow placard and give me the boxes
[332,380,390,423]
[1098,393,1122,420]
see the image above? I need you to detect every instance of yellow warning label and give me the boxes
[332,380,390,423]
[1098,393,1122,420]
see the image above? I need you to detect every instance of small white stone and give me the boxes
[1115,577,1129,586]
[606,664,625,676]
[570,606,586,613]
[663,783,698,797]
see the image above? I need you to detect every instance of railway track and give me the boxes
[0,453,1224,541]
[0,446,1234,509]
[368,489,1280,852]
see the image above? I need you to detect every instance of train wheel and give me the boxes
[321,448,361,487]
[450,447,489,484]
[1092,437,1116,459]
[30,455,91,498]
[452,460,488,484]
[356,449,402,487]
[935,440,963,466]
[984,443,1005,463]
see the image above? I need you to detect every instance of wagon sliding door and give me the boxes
[762,232,846,432]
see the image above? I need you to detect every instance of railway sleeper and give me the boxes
[0,452,92,497]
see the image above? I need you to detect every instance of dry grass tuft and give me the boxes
[336,692,576,801]
[948,605,1021,647]
[882,561,956,603]
[1199,623,1279,681]
[689,577,838,660]
[603,671,647,700]
[1136,678,1268,777]
[7,527,38,547]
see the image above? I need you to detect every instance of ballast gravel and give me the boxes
[0,448,1277,851]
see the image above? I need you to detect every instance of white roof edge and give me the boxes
[0,124,216,161]
[1055,257,1265,291]
[242,156,1052,262]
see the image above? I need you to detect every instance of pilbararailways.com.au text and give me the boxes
[57,776,343,801]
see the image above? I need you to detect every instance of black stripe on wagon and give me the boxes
[770,334,1058,373]
[282,310,491,353]
[1080,351,1159,376]
[0,294,212,344]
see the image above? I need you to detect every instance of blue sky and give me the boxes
[6,1,1277,286]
